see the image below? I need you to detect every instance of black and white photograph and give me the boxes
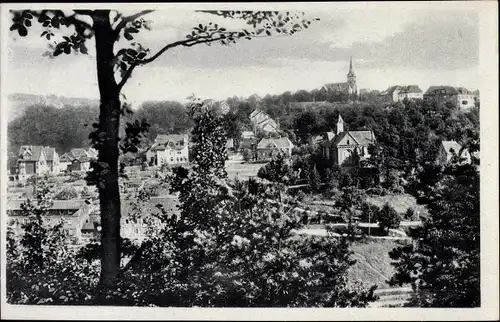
[1,2,498,320]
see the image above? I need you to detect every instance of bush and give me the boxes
[296,190,306,202]
[55,186,79,200]
[366,185,388,196]
[376,203,401,235]
[404,207,415,221]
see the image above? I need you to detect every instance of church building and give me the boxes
[322,115,376,167]
[321,57,358,97]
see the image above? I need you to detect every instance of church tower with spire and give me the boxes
[336,114,344,134]
[347,56,357,96]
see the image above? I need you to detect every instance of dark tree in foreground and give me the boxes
[388,159,480,307]
[9,9,318,293]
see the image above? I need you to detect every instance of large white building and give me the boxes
[424,86,477,110]
[146,134,189,166]
[382,85,423,102]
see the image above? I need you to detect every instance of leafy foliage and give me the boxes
[257,152,296,186]
[376,203,401,235]
[55,186,79,200]
[388,160,480,307]
[112,99,377,307]
[6,180,99,305]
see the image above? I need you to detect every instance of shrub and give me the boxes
[404,207,415,220]
[296,190,306,202]
[376,203,401,235]
[55,186,79,200]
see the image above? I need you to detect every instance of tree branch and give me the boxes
[73,10,95,16]
[116,35,225,91]
[114,10,154,34]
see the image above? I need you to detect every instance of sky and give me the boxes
[5,3,481,106]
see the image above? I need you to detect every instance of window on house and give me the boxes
[347,140,350,145]
[462,100,468,105]
[170,158,173,162]
[126,219,129,224]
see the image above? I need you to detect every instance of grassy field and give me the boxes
[225,162,266,180]
[348,239,402,289]
[366,193,428,218]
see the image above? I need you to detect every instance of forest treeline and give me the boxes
[8,90,479,170]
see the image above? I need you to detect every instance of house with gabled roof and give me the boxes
[42,147,60,174]
[256,137,294,161]
[65,148,97,172]
[17,145,60,180]
[145,134,189,166]
[322,115,376,167]
[249,109,279,133]
[59,153,73,172]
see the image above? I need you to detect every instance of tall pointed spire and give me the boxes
[348,56,355,77]
[337,114,344,134]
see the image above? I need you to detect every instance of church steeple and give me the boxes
[337,114,344,134]
[346,56,357,96]
[347,56,355,77]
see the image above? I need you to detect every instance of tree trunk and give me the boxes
[93,11,122,294]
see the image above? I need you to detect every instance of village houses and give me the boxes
[7,199,95,245]
[249,109,279,133]
[80,196,178,243]
[146,134,189,166]
[322,115,376,167]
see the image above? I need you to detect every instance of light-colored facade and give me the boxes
[424,86,476,110]
[82,197,178,242]
[58,153,73,172]
[7,199,94,244]
[17,145,59,181]
[146,134,189,166]
[437,140,471,164]
[256,137,294,161]
[249,110,279,133]
[383,85,423,102]
[241,131,256,140]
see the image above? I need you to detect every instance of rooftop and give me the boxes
[257,137,294,149]
[7,199,86,212]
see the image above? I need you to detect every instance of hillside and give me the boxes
[6,93,100,122]
[348,239,402,289]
